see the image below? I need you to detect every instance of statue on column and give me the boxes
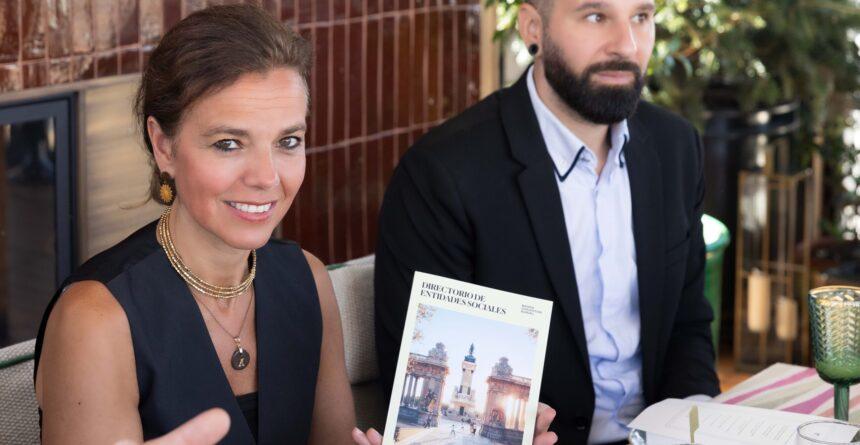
[449,344,478,420]
[492,357,513,377]
[428,342,448,362]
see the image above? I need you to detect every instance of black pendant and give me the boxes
[231,346,251,370]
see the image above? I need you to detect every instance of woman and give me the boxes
[35,5,352,443]
[34,4,557,445]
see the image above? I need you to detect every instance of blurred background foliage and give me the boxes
[488,0,860,237]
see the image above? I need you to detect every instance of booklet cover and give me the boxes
[382,272,553,445]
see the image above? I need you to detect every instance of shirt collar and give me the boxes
[526,66,629,177]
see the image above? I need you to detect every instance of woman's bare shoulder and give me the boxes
[36,280,136,401]
[46,280,129,341]
[37,279,142,442]
[302,249,336,298]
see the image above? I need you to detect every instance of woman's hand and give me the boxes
[115,408,230,445]
[351,427,382,445]
[351,402,558,445]
[534,402,559,445]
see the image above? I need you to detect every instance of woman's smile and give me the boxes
[225,200,278,221]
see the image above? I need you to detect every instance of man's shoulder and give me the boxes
[631,101,703,185]
[409,90,509,159]
[631,101,697,138]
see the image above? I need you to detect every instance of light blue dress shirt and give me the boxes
[526,67,644,444]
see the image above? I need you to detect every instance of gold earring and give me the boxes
[159,172,175,205]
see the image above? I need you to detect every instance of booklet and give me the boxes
[628,398,840,445]
[382,272,553,445]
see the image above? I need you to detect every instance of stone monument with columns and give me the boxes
[480,357,531,445]
[397,343,450,428]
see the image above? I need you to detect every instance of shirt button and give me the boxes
[573,416,589,431]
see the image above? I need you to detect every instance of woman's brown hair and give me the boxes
[134,4,312,204]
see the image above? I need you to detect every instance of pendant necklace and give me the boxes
[155,206,256,370]
[195,288,254,370]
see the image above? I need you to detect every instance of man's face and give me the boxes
[539,0,656,124]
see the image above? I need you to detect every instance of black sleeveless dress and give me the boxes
[33,221,322,444]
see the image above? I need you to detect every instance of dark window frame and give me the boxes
[0,93,78,287]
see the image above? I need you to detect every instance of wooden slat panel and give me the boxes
[288,3,482,264]
[80,77,162,261]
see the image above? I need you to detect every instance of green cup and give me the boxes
[809,286,860,421]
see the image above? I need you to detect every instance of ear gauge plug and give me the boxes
[528,43,539,56]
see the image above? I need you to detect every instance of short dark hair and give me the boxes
[524,0,552,19]
[135,4,312,204]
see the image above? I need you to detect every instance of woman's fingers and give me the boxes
[351,406,556,445]
[535,402,557,434]
[531,402,558,444]
[534,431,559,445]
[351,428,372,445]
[140,408,230,445]
[366,428,383,445]
[351,427,383,445]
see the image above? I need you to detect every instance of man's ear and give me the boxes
[147,116,175,175]
[517,2,544,55]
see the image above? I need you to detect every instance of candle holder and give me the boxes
[733,168,815,372]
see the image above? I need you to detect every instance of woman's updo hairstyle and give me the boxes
[135,4,312,204]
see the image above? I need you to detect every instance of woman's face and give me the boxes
[152,68,308,251]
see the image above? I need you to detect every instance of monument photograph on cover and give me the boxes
[393,303,540,445]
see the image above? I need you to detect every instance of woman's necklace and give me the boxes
[156,206,256,300]
[194,289,254,370]
[155,206,257,370]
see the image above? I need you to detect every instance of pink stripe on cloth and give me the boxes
[818,393,860,417]
[783,388,834,414]
[723,368,819,405]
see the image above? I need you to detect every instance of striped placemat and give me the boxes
[714,363,860,422]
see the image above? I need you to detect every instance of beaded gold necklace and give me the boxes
[156,206,256,300]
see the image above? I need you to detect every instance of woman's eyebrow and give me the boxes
[201,126,249,138]
[279,123,307,135]
[201,123,307,138]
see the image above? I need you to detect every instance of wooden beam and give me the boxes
[479,4,500,99]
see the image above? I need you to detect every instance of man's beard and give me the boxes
[542,37,645,124]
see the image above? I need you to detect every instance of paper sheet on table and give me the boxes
[628,398,845,445]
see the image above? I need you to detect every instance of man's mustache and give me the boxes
[584,60,642,79]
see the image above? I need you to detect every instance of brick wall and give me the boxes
[0,0,483,263]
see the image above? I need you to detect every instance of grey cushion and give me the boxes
[339,254,375,267]
[0,339,40,444]
[328,259,379,385]
[328,254,387,432]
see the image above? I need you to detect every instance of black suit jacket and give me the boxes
[374,72,720,443]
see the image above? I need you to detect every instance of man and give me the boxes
[374,0,720,443]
